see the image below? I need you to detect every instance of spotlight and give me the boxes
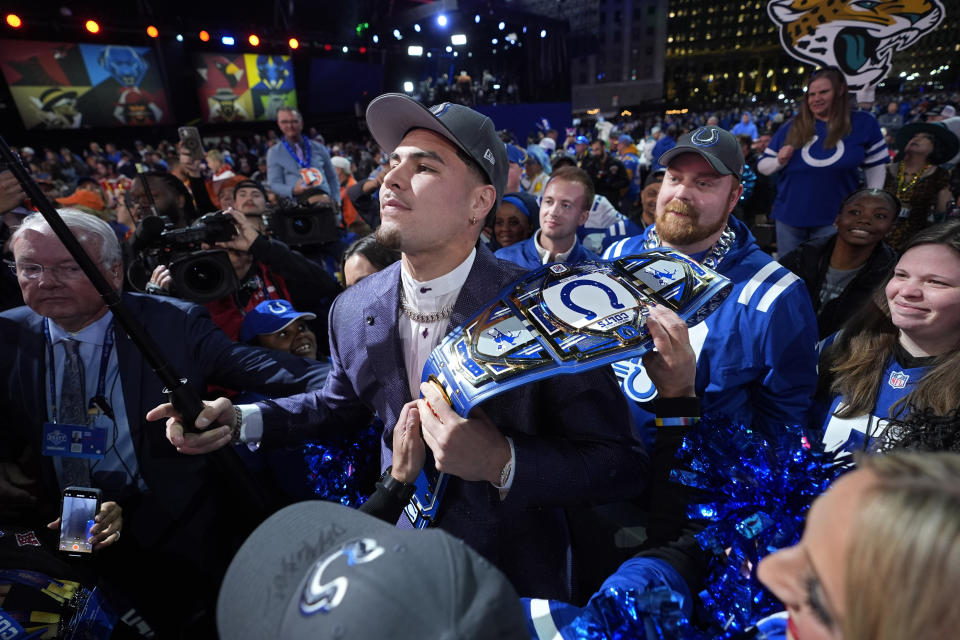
[5,13,23,28]
[147,25,159,38]
[498,21,505,30]
[359,46,367,54]
[84,19,100,34]
[540,29,547,38]
[426,52,432,57]
[445,45,452,53]
[342,45,348,53]
[523,26,527,33]
[414,23,421,32]
[491,38,498,45]
[288,37,299,49]
[199,30,210,42]
[221,35,235,46]
[176,34,184,42]
[493,83,500,90]
[474,14,480,23]
[403,81,414,93]
[324,43,332,51]
[372,35,379,44]
[408,45,423,56]
[453,51,458,57]
[248,34,260,46]
[393,29,401,40]
[451,34,466,45]
[437,15,447,27]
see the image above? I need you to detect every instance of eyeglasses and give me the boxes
[8,261,91,281]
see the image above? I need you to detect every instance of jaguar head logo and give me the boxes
[767,0,944,89]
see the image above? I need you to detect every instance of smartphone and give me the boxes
[58,486,101,556]
[178,126,205,162]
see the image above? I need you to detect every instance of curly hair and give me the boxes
[873,406,960,453]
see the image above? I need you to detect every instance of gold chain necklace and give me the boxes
[896,160,930,197]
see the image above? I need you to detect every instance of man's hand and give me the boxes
[292,180,307,196]
[641,305,696,398]
[390,401,425,484]
[776,144,795,166]
[417,382,510,483]
[216,208,260,252]
[47,501,122,551]
[147,264,172,293]
[146,397,236,455]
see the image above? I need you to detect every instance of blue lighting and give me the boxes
[221,35,235,46]
[437,14,448,27]
[540,29,547,38]
[474,14,480,23]
[498,21,505,30]
[175,33,184,42]
[414,23,421,32]
[393,29,402,40]
[373,35,379,44]
[491,38,498,45]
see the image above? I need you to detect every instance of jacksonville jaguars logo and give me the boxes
[767,0,944,90]
[690,127,720,148]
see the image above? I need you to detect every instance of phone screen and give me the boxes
[59,491,99,554]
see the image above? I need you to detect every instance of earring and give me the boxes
[470,216,477,225]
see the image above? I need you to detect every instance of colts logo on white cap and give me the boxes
[483,149,496,166]
[690,127,720,148]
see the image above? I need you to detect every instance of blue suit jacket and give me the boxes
[0,293,329,550]
[495,235,598,271]
[258,244,647,599]
[266,137,340,204]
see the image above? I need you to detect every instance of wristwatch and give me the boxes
[378,466,417,503]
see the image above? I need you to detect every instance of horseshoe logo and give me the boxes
[558,280,626,320]
[800,135,844,168]
[267,300,290,314]
[691,127,720,147]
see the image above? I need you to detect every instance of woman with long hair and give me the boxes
[758,68,889,256]
[883,121,958,251]
[758,451,960,640]
[817,219,960,462]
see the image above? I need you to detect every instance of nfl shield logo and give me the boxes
[888,370,909,389]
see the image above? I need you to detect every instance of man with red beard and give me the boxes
[604,126,819,443]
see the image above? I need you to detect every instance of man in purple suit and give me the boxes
[152,95,647,600]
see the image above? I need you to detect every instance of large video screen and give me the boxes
[194,53,297,123]
[0,39,171,129]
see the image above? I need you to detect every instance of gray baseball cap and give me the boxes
[217,501,527,640]
[366,93,508,214]
[658,125,745,180]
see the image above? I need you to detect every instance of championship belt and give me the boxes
[404,248,733,528]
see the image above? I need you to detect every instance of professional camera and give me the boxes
[265,201,339,247]
[128,211,240,303]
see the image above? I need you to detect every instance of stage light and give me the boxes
[491,38,498,45]
[372,35,379,44]
[493,83,500,90]
[426,52,432,57]
[342,46,348,53]
[248,34,260,46]
[498,21,505,30]
[324,43,332,51]
[414,23,421,32]
[221,35,235,46]
[6,13,23,28]
[176,34,184,42]
[393,29,401,40]
[84,20,100,34]
[403,81,414,93]
[359,46,367,54]
[540,29,547,38]
[408,45,423,56]
[147,25,159,38]
[523,26,527,33]
[474,14,480,23]
[445,45,452,53]
[436,15,447,27]
[451,34,466,45]
[199,30,210,42]
[288,37,299,49]
[453,51,458,57]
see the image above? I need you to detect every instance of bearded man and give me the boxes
[604,126,819,441]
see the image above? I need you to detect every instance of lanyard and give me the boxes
[44,318,115,424]
[281,136,312,169]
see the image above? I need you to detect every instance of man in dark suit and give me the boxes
[0,209,328,634]
[266,107,340,207]
[156,95,648,601]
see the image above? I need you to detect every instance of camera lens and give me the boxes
[182,258,224,295]
[291,216,313,235]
